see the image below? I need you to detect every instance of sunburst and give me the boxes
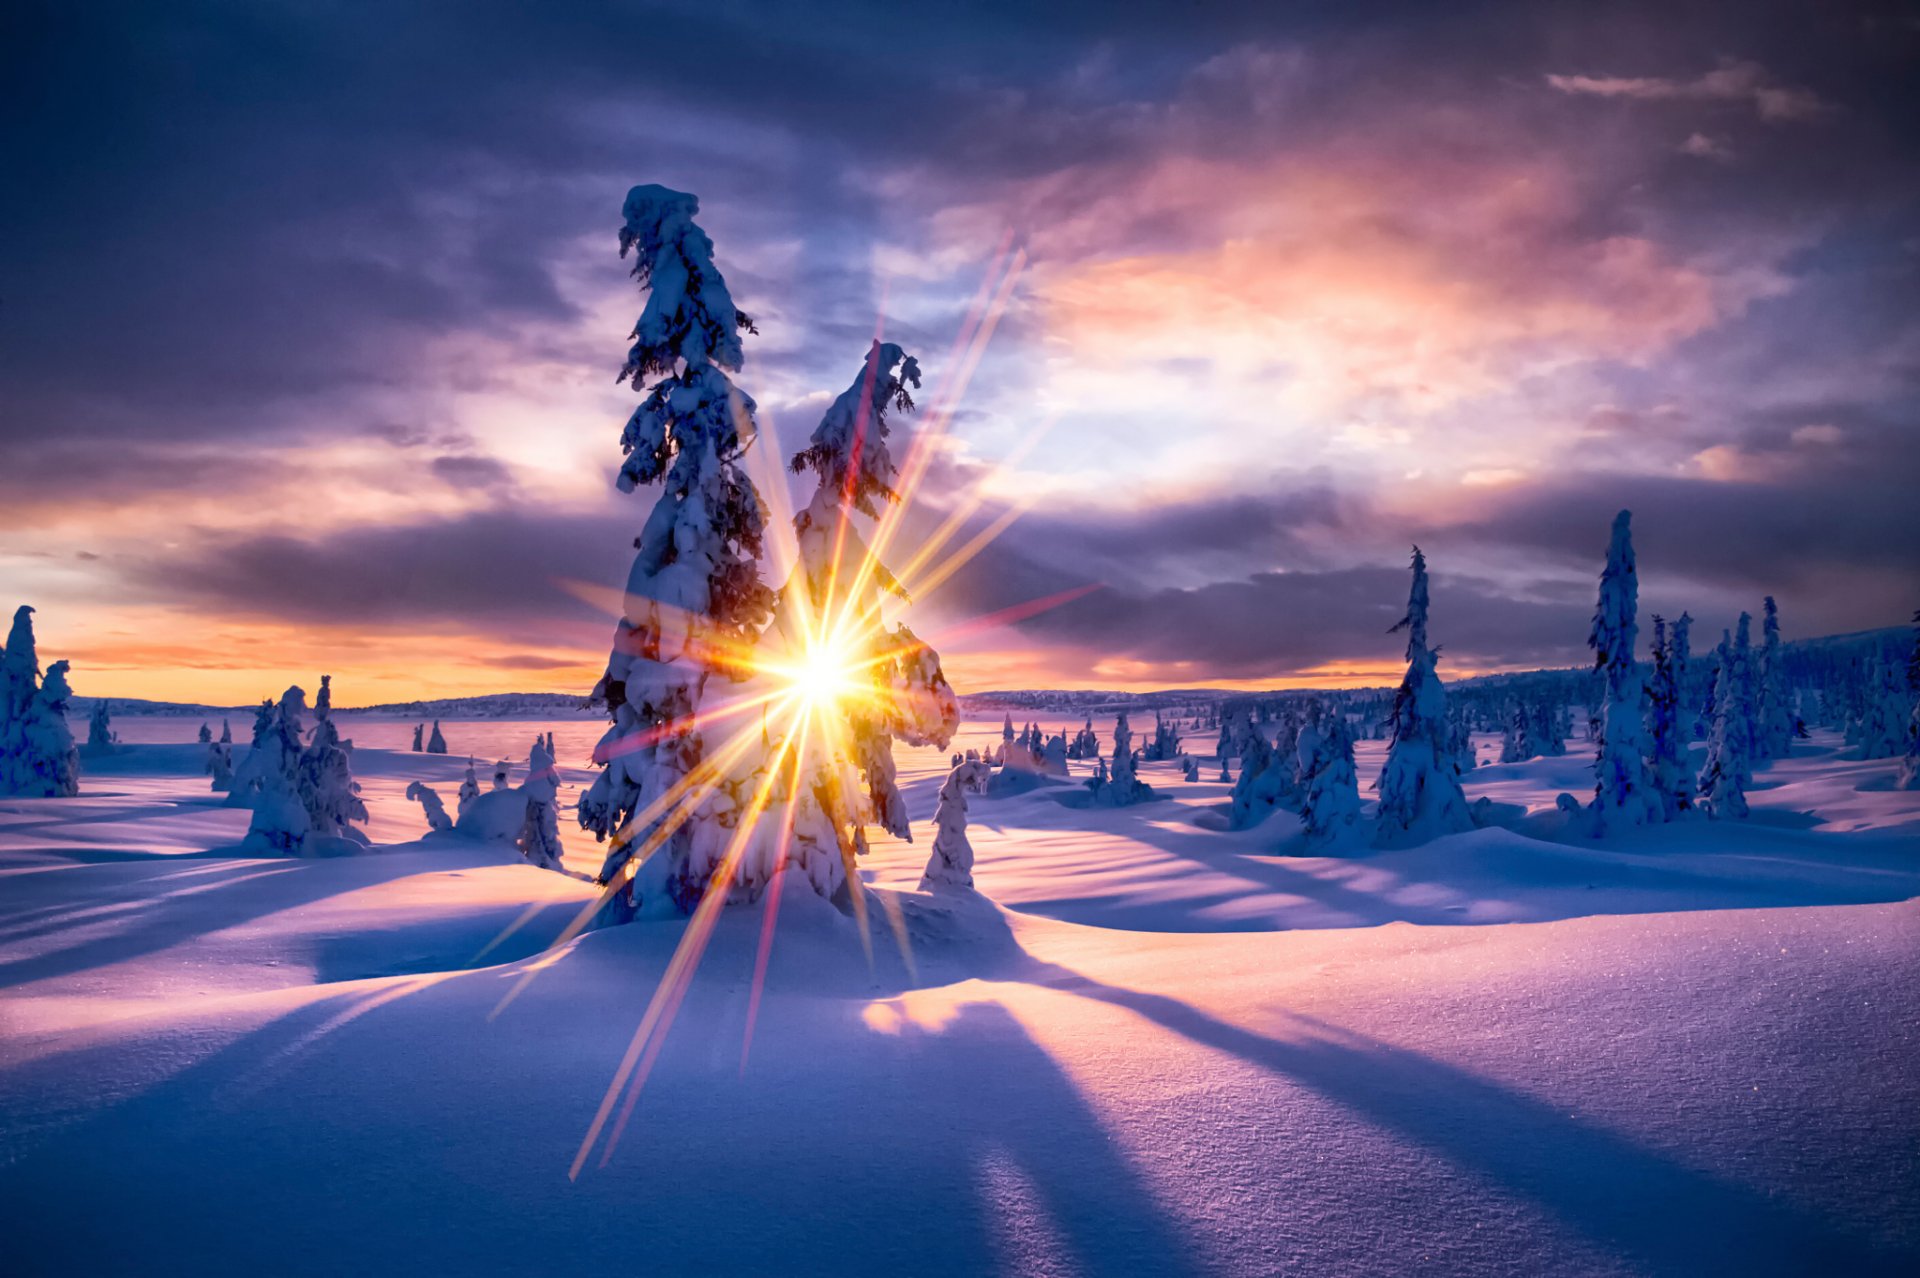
[472,244,1102,1176]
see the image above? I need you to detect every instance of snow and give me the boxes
[2,713,1917,1274]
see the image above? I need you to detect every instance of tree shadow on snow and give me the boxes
[1021,960,1916,1276]
[0,962,1203,1277]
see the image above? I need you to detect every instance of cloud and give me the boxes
[1546,61,1833,122]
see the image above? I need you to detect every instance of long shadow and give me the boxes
[0,858,344,989]
[1025,959,1916,1275]
[0,960,1201,1276]
[980,795,1920,934]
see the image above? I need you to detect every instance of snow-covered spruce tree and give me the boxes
[84,700,113,755]
[1900,610,1920,790]
[1645,615,1691,820]
[1,607,80,797]
[1756,596,1795,760]
[576,185,777,920]
[21,659,80,797]
[296,674,368,846]
[1853,659,1911,761]
[1086,711,1153,806]
[920,756,993,890]
[1228,728,1285,827]
[457,758,481,816]
[198,722,212,745]
[206,718,234,792]
[412,723,424,752]
[224,698,275,807]
[0,605,36,790]
[1374,546,1472,847]
[1697,620,1754,818]
[242,687,310,854]
[517,736,566,872]
[1587,511,1661,834]
[1143,711,1181,762]
[1298,706,1362,850]
[743,340,958,905]
[426,720,448,754]
[1671,612,1696,738]
[1183,756,1201,782]
[1442,706,1473,776]
[1071,717,1098,761]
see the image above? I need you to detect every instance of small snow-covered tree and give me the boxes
[412,723,424,752]
[517,736,566,871]
[296,675,368,845]
[1374,547,1472,847]
[1756,596,1795,759]
[1298,706,1361,850]
[1071,717,1098,760]
[198,722,212,745]
[920,756,993,890]
[1587,512,1661,834]
[407,781,455,833]
[457,758,481,816]
[426,720,448,754]
[1143,711,1181,762]
[1086,711,1153,806]
[1645,615,1691,819]
[1697,620,1755,818]
[206,718,234,792]
[577,185,776,920]
[83,700,114,755]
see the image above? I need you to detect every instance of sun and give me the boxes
[780,634,861,713]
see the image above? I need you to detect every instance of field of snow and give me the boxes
[3,715,1917,1275]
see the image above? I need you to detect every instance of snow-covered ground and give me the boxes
[2,716,1916,1275]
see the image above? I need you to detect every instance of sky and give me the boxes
[2,0,1917,705]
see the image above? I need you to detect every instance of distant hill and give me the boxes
[71,624,1911,718]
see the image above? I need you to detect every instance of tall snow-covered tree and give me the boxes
[1671,612,1696,737]
[1645,615,1691,819]
[1697,619,1755,818]
[426,720,448,754]
[1756,596,1795,759]
[1898,609,1920,790]
[1298,706,1362,850]
[577,185,777,920]
[1374,546,1472,847]
[1587,511,1661,834]
[700,341,960,911]
[1,607,81,797]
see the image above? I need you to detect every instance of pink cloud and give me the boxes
[1546,60,1832,123]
